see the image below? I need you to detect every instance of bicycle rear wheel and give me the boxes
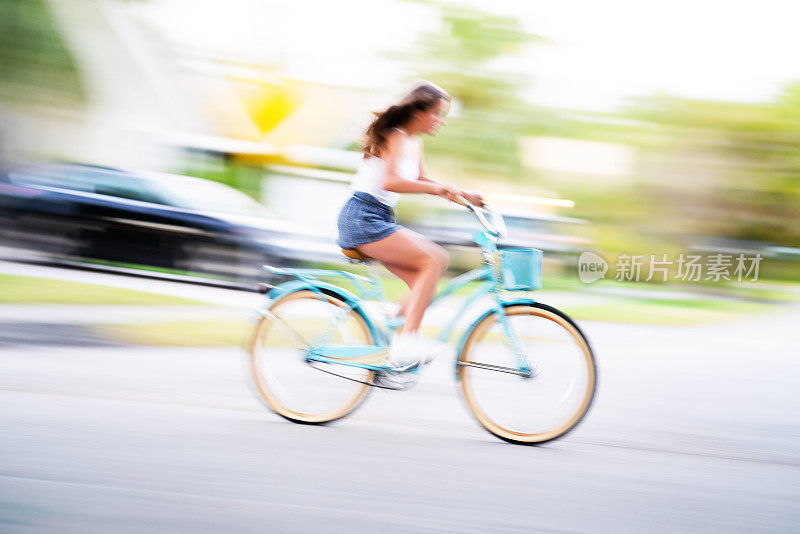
[458,302,596,444]
[247,290,376,424]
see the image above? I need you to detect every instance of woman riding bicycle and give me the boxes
[337,82,485,367]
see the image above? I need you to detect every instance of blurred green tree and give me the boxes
[0,0,85,104]
[627,88,800,250]
[393,1,547,179]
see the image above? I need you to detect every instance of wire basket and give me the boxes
[499,248,543,290]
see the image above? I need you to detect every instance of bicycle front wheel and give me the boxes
[247,290,376,424]
[458,303,596,444]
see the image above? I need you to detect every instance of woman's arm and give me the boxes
[382,133,456,197]
[417,143,443,187]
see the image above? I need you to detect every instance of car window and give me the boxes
[8,166,164,204]
[87,172,163,203]
[153,178,268,216]
[8,166,96,193]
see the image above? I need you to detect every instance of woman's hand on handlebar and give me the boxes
[433,183,461,203]
[460,190,486,208]
[429,183,486,208]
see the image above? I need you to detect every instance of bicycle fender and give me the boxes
[454,297,536,380]
[263,280,385,344]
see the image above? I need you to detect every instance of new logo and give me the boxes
[578,252,608,283]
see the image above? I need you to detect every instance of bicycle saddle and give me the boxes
[341,248,372,262]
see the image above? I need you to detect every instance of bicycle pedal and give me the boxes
[371,369,420,390]
[387,360,421,373]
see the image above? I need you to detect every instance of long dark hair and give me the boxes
[363,82,450,158]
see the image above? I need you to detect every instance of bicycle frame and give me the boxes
[259,225,534,377]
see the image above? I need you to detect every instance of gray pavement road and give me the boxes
[1,295,799,532]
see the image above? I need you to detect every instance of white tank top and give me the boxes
[351,128,420,208]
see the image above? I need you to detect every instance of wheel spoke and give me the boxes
[262,310,310,348]
[458,304,596,444]
[457,360,530,376]
[248,291,375,424]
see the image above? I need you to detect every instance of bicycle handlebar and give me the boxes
[455,196,507,238]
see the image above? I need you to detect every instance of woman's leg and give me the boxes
[381,261,419,321]
[357,228,448,333]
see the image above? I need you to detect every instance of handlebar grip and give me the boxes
[452,196,469,207]
[455,195,489,211]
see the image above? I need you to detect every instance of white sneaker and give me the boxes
[388,332,421,368]
[388,332,448,369]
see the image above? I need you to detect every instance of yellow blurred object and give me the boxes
[237,81,299,136]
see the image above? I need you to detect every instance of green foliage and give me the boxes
[181,162,264,201]
[0,0,84,104]
[415,5,533,67]
[104,318,249,347]
[393,1,546,177]
[424,111,526,176]
[625,89,800,250]
[0,274,206,305]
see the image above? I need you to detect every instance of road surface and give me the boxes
[0,262,798,532]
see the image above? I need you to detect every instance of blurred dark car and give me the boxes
[406,206,591,269]
[0,163,340,279]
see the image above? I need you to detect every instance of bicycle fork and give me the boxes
[491,298,538,379]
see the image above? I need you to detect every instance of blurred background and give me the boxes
[1,1,799,532]
[3,0,798,288]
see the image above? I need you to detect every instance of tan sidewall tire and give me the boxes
[247,290,375,424]
[458,304,596,444]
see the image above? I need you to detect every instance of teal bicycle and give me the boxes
[247,199,596,444]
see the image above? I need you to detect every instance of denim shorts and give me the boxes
[337,191,401,249]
